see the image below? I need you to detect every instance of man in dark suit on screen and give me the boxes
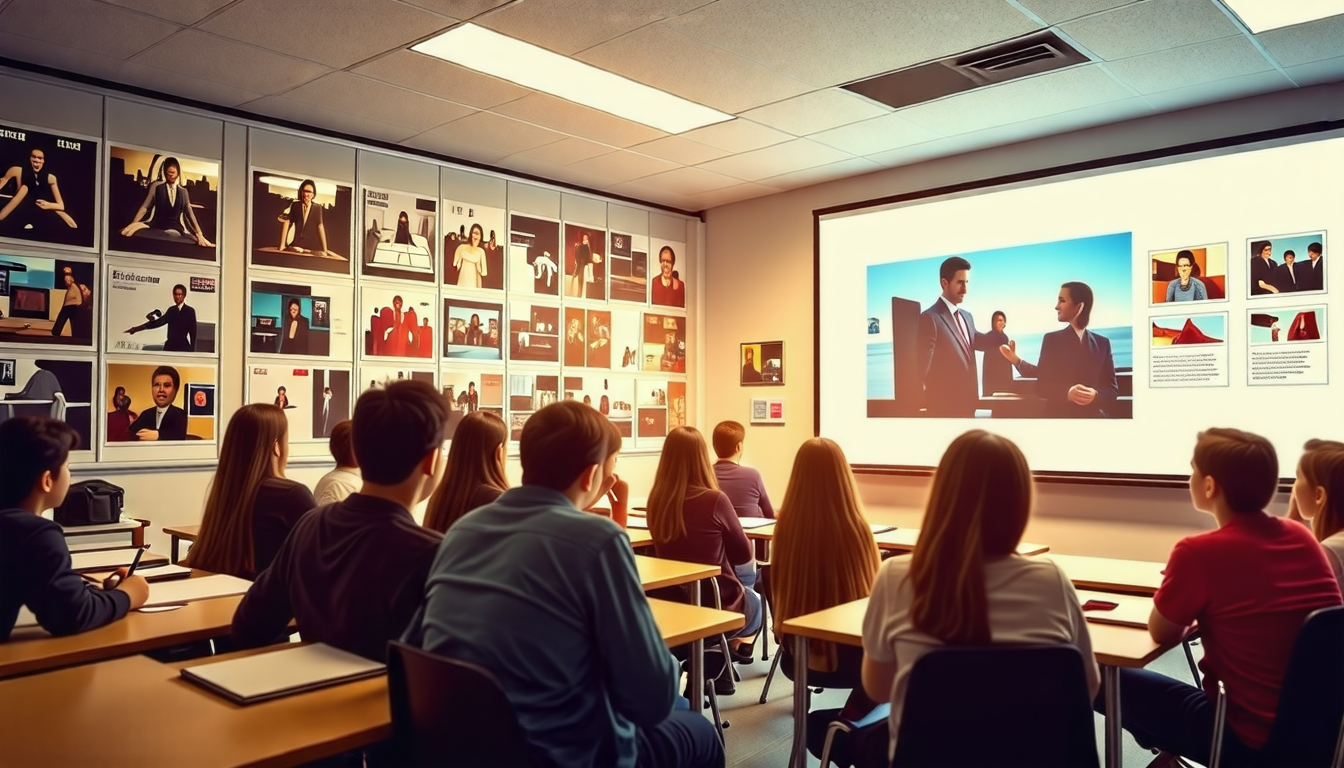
[917,256,980,417]
[1250,240,1278,295]
[127,365,188,440]
[1000,281,1118,418]
[1301,242,1324,291]
[125,283,197,352]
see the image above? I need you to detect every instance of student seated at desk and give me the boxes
[404,401,723,768]
[861,430,1099,763]
[585,418,630,529]
[232,381,446,661]
[1287,438,1344,587]
[187,404,315,580]
[1107,428,1343,767]
[312,420,360,506]
[711,420,774,519]
[1,417,149,639]
[423,411,509,534]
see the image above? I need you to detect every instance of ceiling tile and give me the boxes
[279,72,474,132]
[1060,0,1243,60]
[1141,69,1295,112]
[353,50,531,110]
[98,0,235,25]
[563,150,680,185]
[601,182,703,212]
[677,119,791,153]
[505,137,616,167]
[401,130,515,165]
[493,93,667,148]
[494,153,572,183]
[0,0,180,59]
[398,0,510,20]
[0,31,127,79]
[117,60,266,107]
[417,111,568,156]
[808,112,941,155]
[629,135,731,165]
[199,0,454,68]
[665,0,1041,88]
[692,182,785,210]
[896,64,1135,136]
[576,23,813,113]
[1105,36,1274,94]
[133,29,332,94]
[1283,55,1344,87]
[242,96,423,144]
[755,156,883,190]
[479,0,715,55]
[1258,14,1344,68]
[696,138,855,181]
[740,89,891,136]
[1015,0,1141,25]
[618,166,742,197]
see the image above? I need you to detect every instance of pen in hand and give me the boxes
[103,546,147,590]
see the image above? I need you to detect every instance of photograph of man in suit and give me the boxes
[917,256,980,417]
[125,283,197,352]
[1272,250,1301,293]
[1250,240,1278,295]
[1301,242,1324,292]
[127,365,188,440]
[999,281,1118,418]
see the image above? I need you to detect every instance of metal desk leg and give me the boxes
[1104,664,1122,768]
[689,578,704,715]
[170,535,181,564]
[788,634,809,768]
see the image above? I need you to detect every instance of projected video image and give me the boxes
[866,232,1134,419]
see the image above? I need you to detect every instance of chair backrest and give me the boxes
[386,640,542,768]
[1260,605,1344,767]
[892,644,1099,768]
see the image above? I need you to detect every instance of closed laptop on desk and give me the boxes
[180,643,386,705]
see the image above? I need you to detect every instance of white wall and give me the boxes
[701,81,1344,561]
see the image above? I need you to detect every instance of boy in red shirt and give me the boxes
[1104,428,1342,765]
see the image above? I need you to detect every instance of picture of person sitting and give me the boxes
[125,283,197,352]
[117,157,213,248]
[0,148,77,232]
[277,179,331,257]
[274,386,293,409]
[999,281,1118,418]
[126,366,188,441]
[1165,250,1208,302]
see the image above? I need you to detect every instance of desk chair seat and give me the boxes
[387,640,543,768]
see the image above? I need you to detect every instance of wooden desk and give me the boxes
[1048,553,1165,596]
[60,516,147,548]
[625,526,652,548]
[0,599,744,767]
[743,523,1050,557]
[164,523,201,564]
[779,596,1175,768]
[0,595,242,680]
[70,547,169,573]
[635,555,718,593]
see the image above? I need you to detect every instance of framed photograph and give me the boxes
[508,214,560,297]
[359,365,435,395]
[0,354,94,461]
[250,170,353,275]
[563,222,606,301]
[443,201,505,291]
[107,146,219,262]
[0,123,99,250]
[361,285,436,360]
[649,239,686,308]
[360,185,436,282]
[1149,243,1227,306]
[509,302,560,364]
[441,368,505,438]
[103,360,218,443]
[247,363,351,441]
[0,253,96,348]
[642,313,686,373]
[443,298,502,361]
[750,398,786,425]
[506,372,558,441]
[1248,231,1326,298]
[249,278,353,361]
[106,260,219,354]
[608,232,648,304]
[740,340,783,385]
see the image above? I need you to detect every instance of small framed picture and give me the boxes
[750,397,785,425]
[740,340,783,386]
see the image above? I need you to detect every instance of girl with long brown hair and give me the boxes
[860,430,1098,760]
[772,438,879,675]
[423,411,509,534]
[186,404,315,579]
[1289,438,1344,587]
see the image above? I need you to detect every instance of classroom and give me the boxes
[2,1,1343,766]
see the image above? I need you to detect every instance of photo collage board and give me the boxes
[1,104,694,465]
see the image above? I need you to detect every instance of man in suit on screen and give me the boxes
[1301,242,1324,291]
[1000,281,1118,418]
[127,365,188,440]
[917,256,980,417]
[125,283,197,352]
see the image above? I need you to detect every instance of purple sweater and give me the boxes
[713,460,774,519]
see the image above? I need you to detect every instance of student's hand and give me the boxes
[998,341,1019,364]
[608,477,629,506]
[35,199,54,210]
[135,429,160,441]
[109,573,150,610]
[1068,384,1097,405]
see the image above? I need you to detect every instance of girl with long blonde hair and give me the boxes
[186,404,315,579]
[861,430,1098,760]
[1289,438,1344,586]
[423,411,509,534]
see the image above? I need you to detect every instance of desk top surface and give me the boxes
[634,555,718,592]
[164,523,201,540]
[1047,553,1165,596]
[745,523,1049,557]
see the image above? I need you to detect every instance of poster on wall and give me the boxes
[608,232,647,304]
[636,379,670,439]
[560,374,633,437]
[443,201,505,291]
[641,313,686,373]
[362,285,436,359]
[443,298,502,360]
[106,261,218,354]
[1149,243,1228,306]
[104,360,217,443]
[509,302,560,364]
[107,146,218,261]
[249,278,353,361]
[359,365,435,394]
[563,223,606,301]
[506,371,558,441]
[609,310,642,373]
[360,186,436,282]
[441,368,504,438]
[250,170,353,275]
[739,340,783,385]
[248,363,351,441]
[562,306,612,369]
[508,214,560,296]
[0,253,95,347]
[1248,231,1327,298]
[649,239,686,308]
[0,354,94,458]
[0,123,98,250]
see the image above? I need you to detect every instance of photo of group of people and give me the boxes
[0,254,95,347]
[250,280,342,358]
[507,372,559,441]
[508,214,561,296]
[444,202,504,291]
[251,170,353,275]
[641,313,686,373]
[106,263,217,354]
[608,232,647,304]
[363,287,435,359]
[564,223,605,301]
[1150,243,1227,305]
[444,298,502,360]
[1249,233,1326,297]
[107,146,218,261]
[563,306,612,369]
[362,186,435,282]
[104,361,216,442]
[0,124,97,250]
[509,302,560,364]
[442,369,503,438]
[248,364,350,441]
[0,355,93,455]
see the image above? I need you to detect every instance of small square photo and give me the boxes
[740,341,783,386]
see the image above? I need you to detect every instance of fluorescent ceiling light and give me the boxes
[413,24,733,135]
[1221,0,1344,33]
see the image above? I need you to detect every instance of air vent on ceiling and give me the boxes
[842,30,1090,110]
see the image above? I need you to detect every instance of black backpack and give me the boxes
[54,480,125,526]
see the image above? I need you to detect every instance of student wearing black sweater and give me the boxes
[0,417,149,640]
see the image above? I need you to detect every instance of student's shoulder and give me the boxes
[0,508,61,539]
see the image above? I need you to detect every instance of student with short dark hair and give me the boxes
[232,380,447,661]
[313,419,360,505]
[710,420,774,519]
[1099,428,1342,766]
[1,416,149,639]
[405,400,723,768]
[423,411,509,534]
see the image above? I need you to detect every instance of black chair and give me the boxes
[1207,605,1344,768]
[889,644,1099,768]
[386,640,542,768]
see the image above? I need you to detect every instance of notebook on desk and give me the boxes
[180,643,386,705]
[737,516,775,529]
[1076,590,1151,628]
[139,574,252,608]
[82,563,192,584]
[869,523,896,534]
[627,517,648,529]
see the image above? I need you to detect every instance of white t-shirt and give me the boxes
[862,553,1100,760]
[1321,530,1344,589]
[312,467,361,506]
